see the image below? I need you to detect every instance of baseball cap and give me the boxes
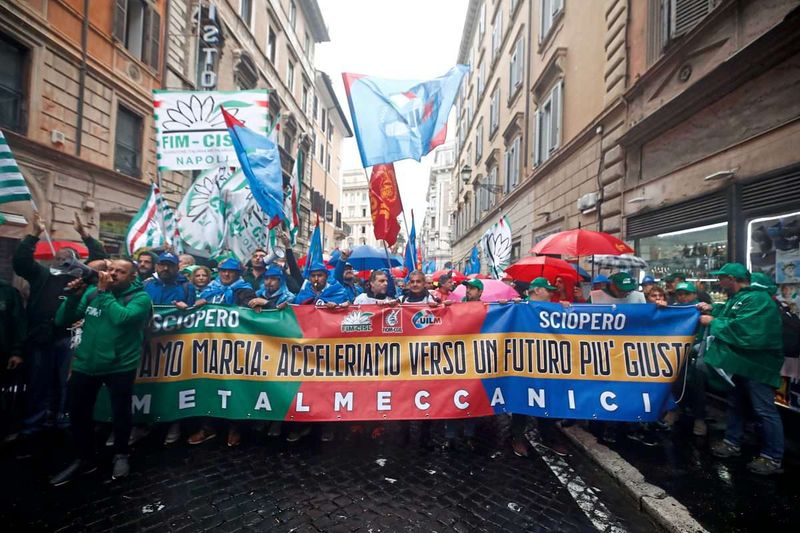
[464,279,484,290]
[592,275,609,285]
[218,258,243,272]
[675,281,697,293]
[641,275,655,285]
[529,277,557,290]
[610,272,637,292]
[157,252,179,265]
[664,272,686,282]
[709,263,750,280]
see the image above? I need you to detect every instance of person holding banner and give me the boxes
[293,263,350,307]
[431,273,456,303]
[248,264,294,311]
[243,248,268,290]
[196,258,257,307]
[50,259,152,485]
[400,271,438,305]
[354,270,398,305]
[588,273,646,304]
[334,249,363,302]
[700,263,785,475]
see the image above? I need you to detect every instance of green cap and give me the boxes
[675,281,697,293]
[750,272,777,293]
[709,263,750,280]
[464,279,484,290]
[529,277,557,290]
[664,272,686,283]
[610,272,637,291]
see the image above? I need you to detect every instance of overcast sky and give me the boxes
[315,0,469,235]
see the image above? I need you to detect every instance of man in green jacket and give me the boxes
[698,263,784,475]
[49,258,152,485]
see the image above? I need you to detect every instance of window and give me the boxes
[466,99,473,127]
[361,226,366,235]
[321,109,327,130]
[511,0,521,13]
[349,206,355,217]
[310,132,316,155]
[539,0,564,43]
[113,0,161,69]
[327,121,333,141]
[234,54,258,90]
[319,143,324,165]
[479,2,486,35]
[534,80,563,165]
[648,0,720,65]
[267,28,277,64]
[286,59,295,92]
[486,165,498,209]
[509,37,524,95]
[477,61,485,96]
[114,106,142,177]
[504,136,521,193]
[312,95,318,119]
[488,88,500,138]
[326,153,331,173]
[0,35,27,132]
[475,119,483,163]
[289,0,297,29]
[302,85,309,113]
[304,32,311,53]
[239,0,253,27]
[491,8,503,61]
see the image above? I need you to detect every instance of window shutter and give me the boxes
[113,0,127,42]
[553,0,564,16]
[671,0,714,39]
[539,0,546,42]
[534,110,542,165]
[147,7,161,69]
[552,80,563,151]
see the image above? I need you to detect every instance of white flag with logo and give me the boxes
[481,215,512,279]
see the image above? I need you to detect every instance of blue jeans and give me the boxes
[724,376,784,462]
[21,337,72,434]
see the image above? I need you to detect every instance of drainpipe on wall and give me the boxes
[162,0,172,88]
[75,0,90,156]
[523,0,533,167]
[595,131,605,232]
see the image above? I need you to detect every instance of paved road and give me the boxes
[1,418,656,532]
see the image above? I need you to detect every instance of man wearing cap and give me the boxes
[333,249,363,302]
[699,263,785,475]
[293,262,350,307]
[509,277,570,457]
[591,275,610,292]
[640,276,656,296]
[589,272,646,304]
[248,264,294,310]
[196,258,257,307]
[461,279,484,302]
[143,252,196,309]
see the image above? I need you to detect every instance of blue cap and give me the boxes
[157,252,179,265]
[309,261,328,273]
[218,258,243,272]
[642,275,655,285]
[592,275,609,284]
[264,264,284,278]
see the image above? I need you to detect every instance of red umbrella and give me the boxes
[431,269,467,283]
[505,256,579,283]
[34,240,89,260]
[391,267,408,278]
[296,255,334,269]
[467,273,491,279]
[529,229,634,256]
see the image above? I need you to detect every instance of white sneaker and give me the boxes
[128,425,152,446]
[105,431,115,447]
[164,422,181,445]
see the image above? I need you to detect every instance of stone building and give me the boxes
[339,168,374,249]
[450,0,628,271]
[420,142,457,270]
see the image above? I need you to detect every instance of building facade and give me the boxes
[450,0,629,271]
[420,142,456,270]
[339,168,374,249]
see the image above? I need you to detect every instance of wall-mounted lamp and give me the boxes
[460,164,472,184]
[703,169,737,181]
[627,196,648,204]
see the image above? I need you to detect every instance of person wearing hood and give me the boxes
[333,249,363,302]
[143,252,196,309]
[698,263,785,475]
[248,264,295,310]
[196,258,257,307]
[293,262,350,307]
[354,270,398,305]
[49,259,152,485]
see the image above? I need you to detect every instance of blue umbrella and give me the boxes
[571,263,591,281]
[334,245,402,271]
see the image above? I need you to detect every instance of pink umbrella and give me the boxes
[448,279,520,303]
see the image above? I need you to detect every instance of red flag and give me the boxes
[369,163,403,246]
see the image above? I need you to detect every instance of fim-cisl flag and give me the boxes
[0,131,32,205]
[482,215,512,279]
[126,183,174,255]
[369,163,402,246]
[221,107,284,229]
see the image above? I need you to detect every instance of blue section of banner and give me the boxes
[480,376,674,422]
[481,301,699,337]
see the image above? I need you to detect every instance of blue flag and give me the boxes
[403,213,417,272]
[422,259,437,274]
[342,66,468,167]
[222,108,285,228]
[464,246,480,275]
[303,218,324,279]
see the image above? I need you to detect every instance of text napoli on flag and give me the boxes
[221,107,284,229]
[126,183,170,255]
[369,163,402,246]
[403,212,417,272]
[342,65,468,167]
[0,132,32,205]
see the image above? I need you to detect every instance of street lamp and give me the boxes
[460,164,503,193]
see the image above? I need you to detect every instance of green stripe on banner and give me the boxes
[0,137,8,146]
[0,193,32,204]
[0,179,28,188]
[0,165,20,174]
[94,379,303,422]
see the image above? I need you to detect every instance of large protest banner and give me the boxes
[104,303,699,423]
[154,90,270,171]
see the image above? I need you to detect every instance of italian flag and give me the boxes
[126,183,171,256]
[284,149,302,245]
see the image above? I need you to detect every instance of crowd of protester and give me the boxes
[0,212,793,486]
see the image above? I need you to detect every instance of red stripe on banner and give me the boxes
[153,100,161,108]
[291,303,488,339]
[129,202,159,250]
[285,379,494,421]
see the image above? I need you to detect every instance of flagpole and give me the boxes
[29,198,57,258]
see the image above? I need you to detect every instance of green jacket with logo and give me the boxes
[704,286,783,388]
[55,279,152,375]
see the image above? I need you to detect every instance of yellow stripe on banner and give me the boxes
[135,332,696,384]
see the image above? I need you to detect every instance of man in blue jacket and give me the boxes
[143,252,196,308]
[333,249,362,302]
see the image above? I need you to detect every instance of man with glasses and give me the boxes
[699,263,785,475]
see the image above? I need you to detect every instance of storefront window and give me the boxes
[747,210,800,314]
[638,222,728,300]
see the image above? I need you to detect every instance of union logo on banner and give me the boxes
[382,308,403,334]
[411,309,442,330]
[341,311,374,333]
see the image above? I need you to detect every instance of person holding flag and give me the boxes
[333,249,363,302]
[293,223,350,307]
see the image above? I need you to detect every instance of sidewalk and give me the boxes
[563,402,800,532]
